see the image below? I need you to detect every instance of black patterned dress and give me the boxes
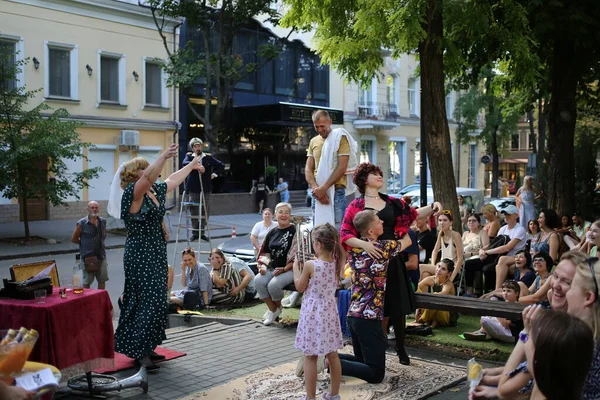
[115,181,168,359]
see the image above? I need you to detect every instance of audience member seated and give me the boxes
[463,213,489,260]
[529,209,561,262]
[227,255,257,301]
[464,280,523,343]
[518,252,553,306]
[526,219,540,250]
[250,208,275,256]
[481,203,501,239]
[415,259,458,329]
[481,250,535,300]
[463,205,526,295]
[497,308,593,400]
[210,248,245,304]
[414,214,436,265]
[469,251,588,400]
[566,255,600,400]
[170,248,212,307]
[564,213,592,250]
[419,210,464,283]
[255,202,297,326]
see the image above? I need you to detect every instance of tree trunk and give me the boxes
[419,0,460,232]
[491,126,500,198]
[20,195,30,240]
[546,43,578,214]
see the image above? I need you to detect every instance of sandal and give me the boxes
[463,330,487,341]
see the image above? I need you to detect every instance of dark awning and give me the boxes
[234,102,344,127]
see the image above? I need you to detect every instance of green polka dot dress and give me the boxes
[115,181,168,360]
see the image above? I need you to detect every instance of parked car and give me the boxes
[217,216,313,275]
[391,183,432,197]
[399,187,485,214]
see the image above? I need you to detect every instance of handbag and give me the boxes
[84,256,101,273]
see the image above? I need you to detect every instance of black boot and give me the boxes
[394,316,410,366]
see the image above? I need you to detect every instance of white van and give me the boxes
[399,187,484,214]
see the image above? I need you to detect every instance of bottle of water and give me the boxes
[73,254,84,294]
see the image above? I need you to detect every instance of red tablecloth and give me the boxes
[0,288,115,379]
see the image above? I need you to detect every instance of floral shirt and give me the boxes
[347,240,402,320]
[340,193,418,250]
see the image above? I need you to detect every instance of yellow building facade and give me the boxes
[0,0,179,222]
[328,54,486,195]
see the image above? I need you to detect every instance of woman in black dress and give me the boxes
[341,163,441,365]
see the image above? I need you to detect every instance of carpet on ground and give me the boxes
[182,346,465,400]
[92,347,186,373]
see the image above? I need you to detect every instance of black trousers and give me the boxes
[464,254,501,292]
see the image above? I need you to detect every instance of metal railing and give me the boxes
[355,102,400,121]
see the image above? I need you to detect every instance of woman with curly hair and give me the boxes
[108,143,203,371]
[340,162,442,368]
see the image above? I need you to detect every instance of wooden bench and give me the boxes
[414,292,525,319]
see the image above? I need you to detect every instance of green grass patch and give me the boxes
[201,305,512,361]
[404,315,513,361]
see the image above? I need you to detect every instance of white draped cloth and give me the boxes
[314,128,358,226]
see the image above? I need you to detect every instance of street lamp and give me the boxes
[32,57,40,70]
[86,64,93,76]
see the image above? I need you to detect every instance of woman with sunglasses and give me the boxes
[170,248,212,307]
[565,257,600,400]
[419,210,464,284]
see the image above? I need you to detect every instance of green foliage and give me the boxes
[264,166,277,177]
[146,0,284,144]
[0,56,102,235]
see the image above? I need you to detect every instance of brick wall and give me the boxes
[0,204,20,223]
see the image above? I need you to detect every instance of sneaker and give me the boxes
[200,234,209,242]
[263,310,276,326]
[387,327,396,340]
[322,393,341,400]
[282,292,301,308]
[272,306,283,321]
[295,357,305,377]
[189,235,198,242]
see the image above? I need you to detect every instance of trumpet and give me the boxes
[68,365,148,394]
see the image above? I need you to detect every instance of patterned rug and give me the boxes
[182,347,466,400]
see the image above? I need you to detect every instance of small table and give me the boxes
[0,288,115,380]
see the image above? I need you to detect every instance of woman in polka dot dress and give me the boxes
[293,223,345,400]
[113,143,203,370]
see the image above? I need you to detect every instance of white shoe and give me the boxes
[263,310,276,326]
[282,292,301,308]
[263,309,270,319]
[272,306,283,321]
[387,327,396,340]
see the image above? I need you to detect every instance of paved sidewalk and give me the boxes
[0,211,266,260]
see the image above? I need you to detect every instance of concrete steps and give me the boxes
[288,190,308,208]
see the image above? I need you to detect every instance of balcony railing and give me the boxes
[356,102,400,122]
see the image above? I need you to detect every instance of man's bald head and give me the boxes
[87,201,100,216]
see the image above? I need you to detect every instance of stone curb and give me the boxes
[0,233,249,262]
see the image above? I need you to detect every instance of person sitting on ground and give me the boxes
[481,250,535,300]
[558,213,572,235]
[415,259,458,329]
[464,204,527,295]
[250,208,275,257]
[464,280,523,343]
[209,248,245,304]
[497,307,593,400]
[170,248,212,307]
[255,202,297,325]
[518,252,553,306]
[419,210,464,283]
[565,213,592,250]
[227,256,257,302]
[340,210,412,383]
[463,213,490,260]
[481,203,501,240]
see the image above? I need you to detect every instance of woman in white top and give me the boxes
[250,208,275,255]
[463,213,489,259]
[419,210,464,283]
